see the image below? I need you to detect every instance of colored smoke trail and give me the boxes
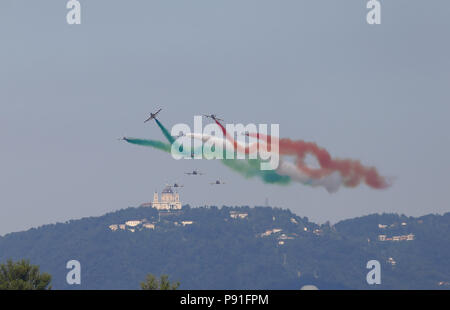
[127,118,389,192]
[212,119,390,191]
[209,121,339,191]
[246,132,390,190]
[124,136,291,185]
[185,133,290,184]
[155,118,175,144]
[221,158,291,185]
[124,138,172,153]
[277,160,342,193]
[127,117,292,185]
[125,136,195,158]
[214,119,259,154]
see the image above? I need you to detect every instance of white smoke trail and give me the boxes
[187,133,343,193]
[277,160,342,193]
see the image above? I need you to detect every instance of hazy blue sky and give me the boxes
[1,1,449,235]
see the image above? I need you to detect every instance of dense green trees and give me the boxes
[141,274,180,290]
[0,206,449,289]
[0,259,52,290]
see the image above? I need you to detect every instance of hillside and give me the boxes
[0,206,449,290]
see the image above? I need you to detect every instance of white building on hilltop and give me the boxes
[141,185,182,210]
[126,220,142,227]
[230,211,248,219]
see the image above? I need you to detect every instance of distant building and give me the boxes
[387,257,396,266]
[378,233,415,242]
[126,220,142,227]
[278,234,294,240]
[313,229,323,235]
[109,219,156,232]
[143,223,155,230]
[141,185,182,210]
[260,228,282,237]
[261,230,271,237]
[406,233,415,241]
[230,211,248,219]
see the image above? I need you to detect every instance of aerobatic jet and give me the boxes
[144,108,162,123]
[210,180,226,185]
[202,114,224,122]
[185,169,204,176]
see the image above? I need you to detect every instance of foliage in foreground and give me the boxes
[0,259,52,290]
[141,274,180,290]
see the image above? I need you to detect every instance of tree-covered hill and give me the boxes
[0,206,449,290]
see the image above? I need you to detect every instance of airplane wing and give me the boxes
[144,109,162,122]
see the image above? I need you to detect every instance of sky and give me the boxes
[0,0,449,235]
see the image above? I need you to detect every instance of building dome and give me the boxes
[144,186,182,211]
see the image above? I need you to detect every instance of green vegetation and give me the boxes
[141,274,180,290]
[0,206,449,289]
[0,259,52,290]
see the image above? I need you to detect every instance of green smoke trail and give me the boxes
[127,119,292,185]
[124,137,291,185]
[221,158,291,185]
[124,138,171,153]
[125,137,199,158]
[248,159,291,184]
[155,119,175,144]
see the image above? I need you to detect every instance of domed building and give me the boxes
[141,185,182,210]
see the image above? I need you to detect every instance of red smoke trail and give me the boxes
[214,119,259,154]
[214,120,389,189]
[247,132,390,189]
